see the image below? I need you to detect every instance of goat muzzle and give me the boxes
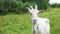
[33,20,37,24]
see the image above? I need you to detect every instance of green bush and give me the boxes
[0,0,17,14]
[20,0,49,10]
[0,0,36,14]
[15,1,36,14]
[50,3,60,8]
[50,3,58,8]
[57,4,60,8]
[0,0,49,14]
[35,0,49,10]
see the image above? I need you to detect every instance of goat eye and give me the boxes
[39,11,41,13]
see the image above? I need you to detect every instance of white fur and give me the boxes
[27,5,50,34]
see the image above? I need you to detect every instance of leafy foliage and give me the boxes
[20,0,49,10]
[57,4,60,8]
[35,0,49,10]
[0,0,17,14]
[50,3,58,8]
[16,1,36,14]
[50,3,60,8]
[0,0,36,14]
[0,0,49,14]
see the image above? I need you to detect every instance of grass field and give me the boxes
[0,8,60,34]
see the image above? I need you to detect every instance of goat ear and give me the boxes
[39,10,43,13]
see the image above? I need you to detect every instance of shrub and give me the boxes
[57,4,60,8]
[35,0,49,10]
[0,0,17,14]
[20,0,49,10]
[0,0,36,14]
[50,3,58,8]
[0,0,49,14]
[16,1,36,14]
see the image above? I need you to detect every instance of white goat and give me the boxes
[27,5,50,34]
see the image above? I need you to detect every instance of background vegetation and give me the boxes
[50,3,60,8]
[0,0,60,34]
[0,0,49,14]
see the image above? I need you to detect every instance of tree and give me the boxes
[0,0,18,14]
[19,0,49,10]
[57,4,60,8]
[35,0,49,10]
[50,3,58,8]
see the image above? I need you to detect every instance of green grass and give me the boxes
[0,8,60,34]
